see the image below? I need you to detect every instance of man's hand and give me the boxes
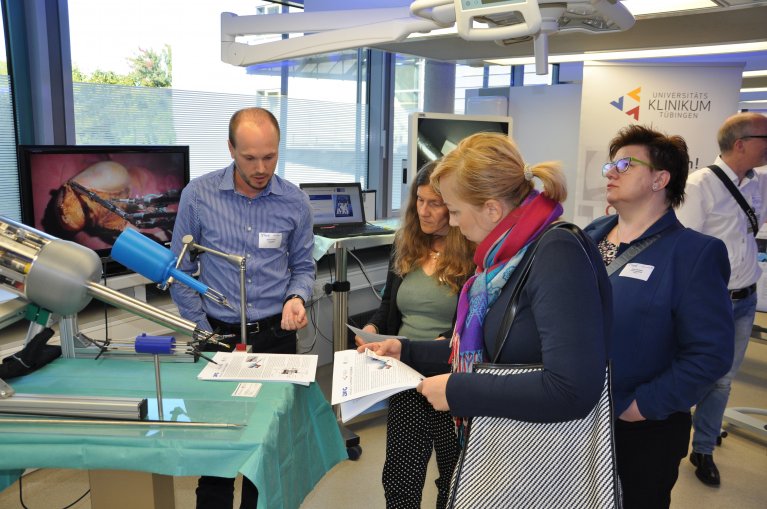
[357,338,402,360]
[281,297,307,330]
[417,374,451,411]
[354,324,378,347]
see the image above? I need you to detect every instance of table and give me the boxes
[0,358,346,509]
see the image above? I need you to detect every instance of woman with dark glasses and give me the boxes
[584,124,734,509]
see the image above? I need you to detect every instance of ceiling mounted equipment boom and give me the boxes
[221,0,635,75]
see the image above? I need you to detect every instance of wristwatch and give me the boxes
[284,294,305,305]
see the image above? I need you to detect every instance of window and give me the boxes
[0,6,20,220]
[67,0,368,187]
[523,63,555,85]
[391,55,423,210]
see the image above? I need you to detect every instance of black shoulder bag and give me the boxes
[447,222,622,509]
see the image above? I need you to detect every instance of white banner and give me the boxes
[574,62,744,226]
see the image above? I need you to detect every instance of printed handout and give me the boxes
[331,348,424,422]
[197,352,318,386]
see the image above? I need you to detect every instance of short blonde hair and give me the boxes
[431,132,567,207]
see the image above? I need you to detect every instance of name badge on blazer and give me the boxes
[619,263,654,281]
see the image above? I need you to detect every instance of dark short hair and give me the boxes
[229,107,280,147]
[608,124,689,208]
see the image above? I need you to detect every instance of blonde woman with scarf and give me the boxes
[359,132,612,497]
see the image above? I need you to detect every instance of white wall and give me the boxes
[507,84,583,221]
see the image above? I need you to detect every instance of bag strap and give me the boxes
[709,164,758,237]
[606,233,661,276]
[491,222,592,362]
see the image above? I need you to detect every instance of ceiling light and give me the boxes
[743,70,767,78]
[741,87,767,93]
[486,41,767,66]
[621,0,716,16]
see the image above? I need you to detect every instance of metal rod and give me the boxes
[59,315,77,358]
[239,258,247,346]
[164,241,191,289]
[332,242,348,422]
[154,355,164,421]
[181,236,247,346]
[332,242,348,354]
[86,282,213,342]
[184,241,243,266]
[0,417,245,428]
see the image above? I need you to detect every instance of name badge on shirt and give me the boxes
[259,232,282,249]
[619,263,654,281]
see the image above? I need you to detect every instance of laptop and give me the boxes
[300,182,393,239]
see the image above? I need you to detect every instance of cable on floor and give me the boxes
[18,472,90,509]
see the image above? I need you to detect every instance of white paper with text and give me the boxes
[331,349,424,422]
[197,352,317,386]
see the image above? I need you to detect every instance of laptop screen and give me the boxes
[300,183,367,227]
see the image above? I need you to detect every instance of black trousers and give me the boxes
[196,475,259,509]
[382,389,460,509]
[615,411,692,509]
[196,314,297,509]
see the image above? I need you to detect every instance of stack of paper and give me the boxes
[197,352,318,386]
[331,349,424,422]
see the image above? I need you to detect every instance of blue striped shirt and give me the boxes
[169,163,314,330]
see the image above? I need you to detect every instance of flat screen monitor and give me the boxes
[407,112,513,185]
[17,145,190,277]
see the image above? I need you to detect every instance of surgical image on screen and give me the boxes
[32,152,184,250]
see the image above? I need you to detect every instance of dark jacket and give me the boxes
[403,225,613,423]
[584,210,734,419]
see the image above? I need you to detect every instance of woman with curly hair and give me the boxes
[356,160,475,509]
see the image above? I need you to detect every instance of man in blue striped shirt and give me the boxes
[169,107,315,509]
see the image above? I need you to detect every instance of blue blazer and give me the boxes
[584,209,734,419]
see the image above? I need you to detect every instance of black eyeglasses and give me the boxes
[741,135,767,140]
[601,156,656,177]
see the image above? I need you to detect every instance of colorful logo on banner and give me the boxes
[610,87,641,121]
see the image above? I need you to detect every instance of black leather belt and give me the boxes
[208,314,282,335]
[729,283,756,300]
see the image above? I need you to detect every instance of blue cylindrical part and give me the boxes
[112,228,175,282]
[167,267,209,294]
[112,228,208,295]
[135,333,176,355]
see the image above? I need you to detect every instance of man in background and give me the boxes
[170,106,315,508]
[676,111,767,487]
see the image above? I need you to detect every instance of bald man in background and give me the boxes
[677,112,767,488]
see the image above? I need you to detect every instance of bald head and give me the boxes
[717,112,767,154]
[229,108,280,148]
